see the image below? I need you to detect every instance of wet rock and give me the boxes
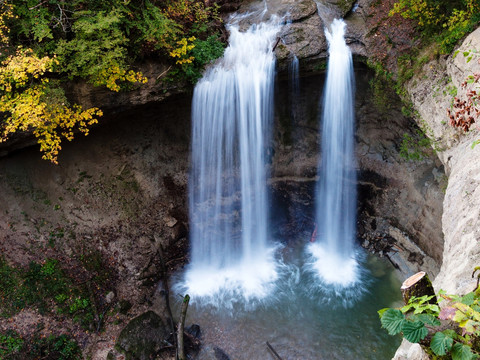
[186,324,201,339]
[116,311,170,360]
[276,15,327,63]
[196,345,231,360]
[285,0,318,22]
[325,0,357,16]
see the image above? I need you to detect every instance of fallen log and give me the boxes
[177,294,190,360]
[400,271,436,305]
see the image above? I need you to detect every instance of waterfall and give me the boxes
[181,17,281,304]
[308,19,360,288]
[289,55,300,122]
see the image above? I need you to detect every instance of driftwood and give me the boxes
[177,294,190,360]
[266,341,283,360]
[400,271,436,305]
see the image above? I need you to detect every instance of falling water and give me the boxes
[288,55,300,123]
[289,55,300,98]
[180,17,281,305]
[307,19,362,292]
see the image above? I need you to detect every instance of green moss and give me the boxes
[0,257,98,330]
[0,331,81,360]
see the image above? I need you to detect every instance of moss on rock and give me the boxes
[116,311,170,360]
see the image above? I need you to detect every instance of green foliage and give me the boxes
[55,9,147,91]
[390,0,480,54]
[431,331,455,356]
[402,320,429,343]
[35,334,82,360]
[401,295,440,315]
[0,331,81,360]
[399,130,432,161]
[0,330,23,358]
[379,270,480,359]
[132,0,181,52]
[1,0,225,162]
[0,257,97,330]
[168,35,225,84]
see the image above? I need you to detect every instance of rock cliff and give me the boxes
[392,25,480,360]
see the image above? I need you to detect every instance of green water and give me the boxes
[173,244,403,360]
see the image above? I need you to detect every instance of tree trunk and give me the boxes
[177,294,190,360]
[400,271,436,305]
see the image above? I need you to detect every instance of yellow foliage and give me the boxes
[390,0,444,27]
[92,63,147,92]
[169,37,195,65]
[0,0,15,46]
[0,48,57,90]
[0,48,103,164]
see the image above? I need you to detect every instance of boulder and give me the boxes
[116,311,170,360]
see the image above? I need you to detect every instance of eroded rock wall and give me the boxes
[270,65,445,277]
[405,27,480,295]
[0,96,191,358]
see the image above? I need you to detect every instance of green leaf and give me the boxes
[410,313,441,326]
[402,321,428,343]
[430,331,454,356]
[378,308,389,317]
[380,309,406,335]
[461,292,475,306]
[451,343,475,360]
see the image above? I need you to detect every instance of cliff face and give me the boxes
[393,26,480,360]
[405,27,480,297]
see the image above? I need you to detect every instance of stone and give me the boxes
[105,291,115,304]
[116,311,170,360]
[287,0,318,22]
[186,323,201,339]
[165,217,178,228]
[393,340,429,360]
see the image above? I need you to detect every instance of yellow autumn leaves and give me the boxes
[94,64,147,92]
[0,48,102,164]
[169,36,196,65]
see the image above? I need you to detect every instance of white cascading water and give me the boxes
[307,19,361,290]
[180,16,281,305]
[289,55,300,122]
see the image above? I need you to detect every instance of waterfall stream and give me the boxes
[179,16,281,304]
[171,13,402,359]
[306,19,363,297]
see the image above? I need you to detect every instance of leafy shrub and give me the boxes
[55,9,147,91]
[379,269,480,359]
[0,0,225,162]
[168,35,225,83]
[390,0,480,54]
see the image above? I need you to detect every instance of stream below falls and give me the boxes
[171,238,403,360]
